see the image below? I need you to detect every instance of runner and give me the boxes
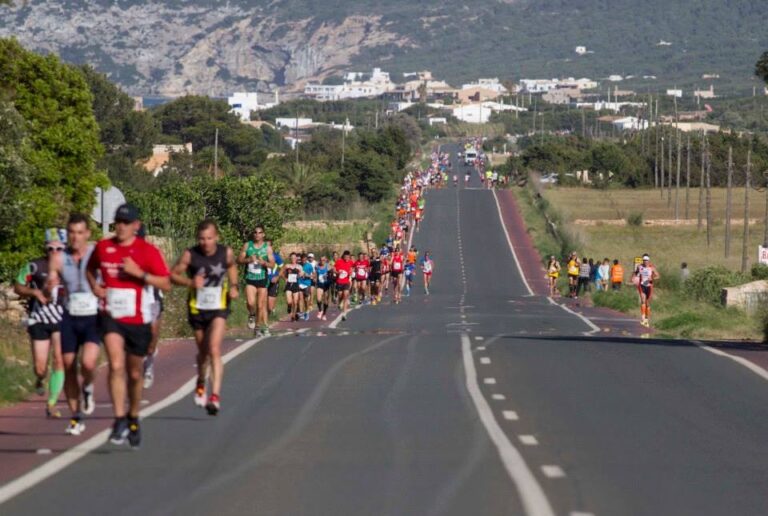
[546,255,561,297]
[632,254,660,327]
[267,247,284,316]
[566,252,580,299]
[13,229,66,419]
[315,256,330,320]
[334,251,354,320]
[48,214,101,435]
[328,251,339,306]
[390,247,405,304]
[86,203,171,448]
[138,224,163,390]
[170,219,239,416]
[421,251,434,295]
[369,251,382,305]
[299,253,315,320]
[282,253,303,322]
[354,252,370,305]
[404,260,415,296]
[237,226,275,336]
[380,247,390,299]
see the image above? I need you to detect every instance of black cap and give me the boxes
[114,203,140,223]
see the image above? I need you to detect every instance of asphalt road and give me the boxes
[3,144,768,516]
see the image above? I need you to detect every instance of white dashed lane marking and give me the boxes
[541,465,566,479]
[519,435,539,446]
[492,394,506,400]
[480,357,491,365]
[483,378,497,385]
[502,411,519,421]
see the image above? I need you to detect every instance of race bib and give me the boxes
[68,292,98,317]
[106,288,137,319]
[357,267,366,277]
[423,262,432,273]
[196,286,223,310]
[338,270,348,279]
[318,274,327,283]
[248,263,263,276]
[393,262,402,271]
[287,273,298,283]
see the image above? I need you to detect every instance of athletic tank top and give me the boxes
[17,257,64,324]
[61,245,98,317]
[316,265,328,284]
[245,241,268,281]
[188,244,230,314]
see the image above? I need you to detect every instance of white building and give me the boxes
[452,103,492,124]
[276,117,314,129]
[228,91,279,122]
[460,78,508,94]
[606,75,624,82]
[612,116,649,131]
[578,101,646,113]
[666,89,683,98]
[575,46,587,55]
[519,77,597,93]
[304,68,395,101]
[694,85,716,99]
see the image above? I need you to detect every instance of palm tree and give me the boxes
[281,162,321,199]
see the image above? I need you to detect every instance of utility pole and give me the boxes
[743,149,752,273]
[698,132,705,231]
[660,130,665,199]
[685,133,691,219]
[675,130,681,221]
[725,146,733,257]
[341,116,347,173]
[706,141,712,247]
[213,127,219,179]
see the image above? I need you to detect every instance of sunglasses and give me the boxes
[47,246,65,252]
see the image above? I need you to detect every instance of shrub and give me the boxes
[592,288,637,313]
[751,263,768,280]
[683,266,749,306]
[626,211,644,227]
[655,265,682,292]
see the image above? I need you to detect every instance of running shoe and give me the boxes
[127,418,141,449]
[143,364,154,389]
[35,378,45,396]
[65,417,86,436]
[46,404,62,419]
[303,312,310,321]
[206,394,220,416]
[321,315,327,321]
[194,381,207,407]
[317,311,322,320]
[82,384,95,415]
[341,314,347,321]
[247,315,256,330]
[109,417,129,445]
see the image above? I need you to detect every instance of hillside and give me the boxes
[0,0,765,96]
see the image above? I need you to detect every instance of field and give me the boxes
[543,187,768,273]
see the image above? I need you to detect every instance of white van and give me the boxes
[464,149,477,165]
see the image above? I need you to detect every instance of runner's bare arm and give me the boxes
[226,247,239,300]
[123,256,171,292]
[170,250,195,288]
[266,244,275,268]
[235,243,251,265]
[86,253,106,299]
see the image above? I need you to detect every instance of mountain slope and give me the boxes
[0,0,765,96]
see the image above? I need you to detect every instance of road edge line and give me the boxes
[693,341,768,382]
[0,335,266,506]
[546,296,601,336]
[491,189,534,296]
[460,333,555,516]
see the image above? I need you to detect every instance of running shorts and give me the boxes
[268,281,280,298]
[27,322,60,341]
[285,283,300,293]
[638,284,653,299]
[369,273,381,283]
[61,314,100,353]
[246,278,269,289]
[99,315,152,357]
[317,282,330,291]
[336,283,351,292]
[188,309,229,331]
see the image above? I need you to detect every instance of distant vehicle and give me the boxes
[539,173,558,184]
[464,149,477,165]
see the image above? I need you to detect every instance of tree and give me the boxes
[756,50,768,85]
[0,38,106,278]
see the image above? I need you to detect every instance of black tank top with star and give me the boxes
[187,244,230,313]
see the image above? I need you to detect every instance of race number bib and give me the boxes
[318,274,327,283]
[423,262,432,273]
[248,263,263,276]
[196,286,223,310]
[338,270,348,279]
[393,262,402,271]
[357,267,366,277]
[67,292,98,317]
[106,288,137,319]
[287,273,298,283]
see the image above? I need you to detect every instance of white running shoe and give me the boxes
[247,315,256,330]
[81,384,95,415]
[194,383,207,407]
[143,366,154,389]
[65,419,86,436]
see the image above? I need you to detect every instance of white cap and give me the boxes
[642,254,650,260]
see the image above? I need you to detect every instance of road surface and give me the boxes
[3,144,768,516]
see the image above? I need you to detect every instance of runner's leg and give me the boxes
[104,333,128,418]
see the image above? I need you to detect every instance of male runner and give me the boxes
[354,252,370,305]
[421,251,434,295]
[283,253,303,322]
[390,247,405,304]
[369,251,382,305]
[633,254,660,327]
[315,256,331,320]
[267,248,284,316]
[171,220,239,415]
[334,251,354,320]
[14,229,66,419]
[87,203,170,448]
[49,214,101,435]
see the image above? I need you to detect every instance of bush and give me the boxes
[683,266,749,306]
[626,211,644,227]
[751,263,768,280]
[655,265,682,292]
[592,288,637,313]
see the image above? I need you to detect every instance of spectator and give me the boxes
[610,259,624,290]
[578,257,591,296]
[598,258,610,291]
[680,262,690,282]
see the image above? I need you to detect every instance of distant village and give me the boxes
[136,66,748,175]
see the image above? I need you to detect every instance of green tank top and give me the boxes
[245,241,268,280]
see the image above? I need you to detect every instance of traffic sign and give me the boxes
[91,186,126,233]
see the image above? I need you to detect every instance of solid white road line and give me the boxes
[519,435,539,446]
[491,189,534,296]
[461,333,555,516]
[541,465,566,479]
[546,296,601,336]
[694,341,768,382]
[502,410,519,421]
[0,335,267,505]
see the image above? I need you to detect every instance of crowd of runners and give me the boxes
[11,149,447,449]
